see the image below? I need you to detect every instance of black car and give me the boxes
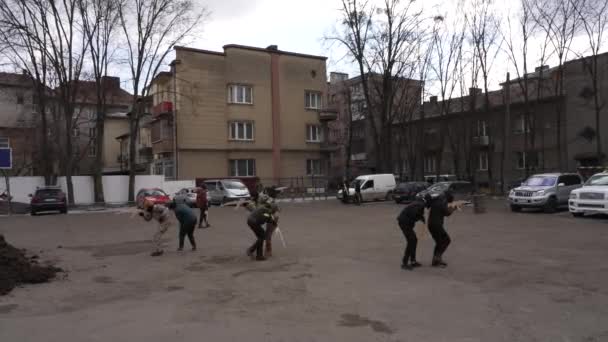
[416,181,474,202]
[30,187,68,215]
[394,182,430,204]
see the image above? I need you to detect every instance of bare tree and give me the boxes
[330,0,424,173]
[468,0,502,190]
[572,0,608,164]
[118,0,207,202]
[79,0,120,203]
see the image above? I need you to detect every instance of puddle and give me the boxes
[338,313,394,334]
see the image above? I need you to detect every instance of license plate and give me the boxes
[44,198,56,202]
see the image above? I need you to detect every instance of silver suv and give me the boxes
[509,173,583,213]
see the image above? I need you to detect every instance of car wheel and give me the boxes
[510,205,521,212]
[572,212,584,218]
[61,207,68,214]
[385,192,393,201]
[31,209,37,216]
[543,197,558,213]
[395,199,401,204]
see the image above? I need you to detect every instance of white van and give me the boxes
[338,174,397,202]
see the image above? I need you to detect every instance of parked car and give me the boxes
[173,187,200,207]
[569,171,608,217]
[424,174,457,184]
[337,174,396,203]
[136,188,171,209]
[508,173,583,213]
[393,182,430,204]
[416,181,474,202]
[203,179,251,205]
[29,186,67,215]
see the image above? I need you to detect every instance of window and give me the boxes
[560,175,582,186]
[88,142,97,157]
[424,156,436,173]
[229,121,254,141]
[229,159,256,176]
[72,127,80,138]
[0,137,8,148]
[16,92,24,104]
[306,125,322,142]
[89,127,97,139]
[477,120,487,137]
[513,116,530,134]
[305,91,322,109]
[306,159,323,176]
[516,151,540,170]
[479,152,488,171]
[227,84,253,104]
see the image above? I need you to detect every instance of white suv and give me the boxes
[569,172,608,217]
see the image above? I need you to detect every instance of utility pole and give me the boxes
[503,72,511,193]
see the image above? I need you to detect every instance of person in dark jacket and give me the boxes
[427,191,457,268]
[196,185,210,228]
[397,197,429,270]
[354,180,362,205]
[168,201,198,251]
[246,203,278,261]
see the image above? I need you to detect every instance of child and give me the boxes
[196,185,210,228]
[140,200,171,257]
[396,196,429,270]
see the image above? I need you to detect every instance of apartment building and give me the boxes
[149,44,335,181]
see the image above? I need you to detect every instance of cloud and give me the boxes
[200,0,264,20]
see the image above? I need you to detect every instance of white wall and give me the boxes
[0,176,45,203]
[3,175,180,205]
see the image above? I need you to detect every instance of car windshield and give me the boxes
[37,189,61,197]
[523,176,556,187]
[585,174,608,186]
[148,190,167,196]
[396,183,413,190]
[223,181,246,190]
[428,183,449,192]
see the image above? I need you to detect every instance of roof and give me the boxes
[69,77,132,106]
[0,72,32,87]
[175,44,328,61]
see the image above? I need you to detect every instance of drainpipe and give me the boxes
[171,60,181,180]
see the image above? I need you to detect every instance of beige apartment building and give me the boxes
[149,44,335,181]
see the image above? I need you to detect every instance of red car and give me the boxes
[136,188,171,208]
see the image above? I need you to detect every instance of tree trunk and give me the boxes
[93,103,105,203]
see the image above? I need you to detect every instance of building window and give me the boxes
[306,125,322,142]
[16,92,24,104]
[479,152,488,171]
[0,137,9,148]
[89,127,97,139]
[72,127,80,138]
[306,159,323,176]
[516,151,540,170]
[227,84,253,104]
[229,159,256,177]
[88,142,97,157]
[305,91,322,109]
[229,121,254,141]
[424,156,436,174]
[513,116,530,134]
[477,120,487,137]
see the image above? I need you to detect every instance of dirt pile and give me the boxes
[0,234,63,295]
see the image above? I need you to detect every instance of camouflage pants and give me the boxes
[153,220,171,251]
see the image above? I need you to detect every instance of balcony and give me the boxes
[320,141,339,152]
[152,101,173,117]
[473,136,490,146]
[318,108,338,121]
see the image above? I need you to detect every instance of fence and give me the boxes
[0,175,194,206]
[258,176,340,200]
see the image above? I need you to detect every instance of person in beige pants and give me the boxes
[140,200,171,256]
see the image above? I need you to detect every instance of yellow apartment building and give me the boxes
[149,44,336,181]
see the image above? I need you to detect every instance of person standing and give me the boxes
[397,197,429,270]
[354,180,362,205]
[427,191,457,268]
[196,185,210,228]
[246,202,278,261]
[140,200,171,257]
[168,201,198,251]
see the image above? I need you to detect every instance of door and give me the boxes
[556,176,571,203]
[360,180,375,201]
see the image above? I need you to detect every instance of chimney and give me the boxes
[535,65,549,73]
[429,96,438,104]
[102,76,120,89]
[266,45,278,51]
[469,87,482,96]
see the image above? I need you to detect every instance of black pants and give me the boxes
[428,223,451,258]
[247,219,266,258]
[399,221,418,265]
[355,191,362,205]
[179,221,196,249]
[198,206,208,227]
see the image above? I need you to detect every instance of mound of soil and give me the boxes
[0,234,63,295]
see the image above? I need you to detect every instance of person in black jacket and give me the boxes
[397,197,429,270]
[354,180,362,205]
[427,191,457,268]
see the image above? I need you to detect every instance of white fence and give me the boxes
[0,175,195,205]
